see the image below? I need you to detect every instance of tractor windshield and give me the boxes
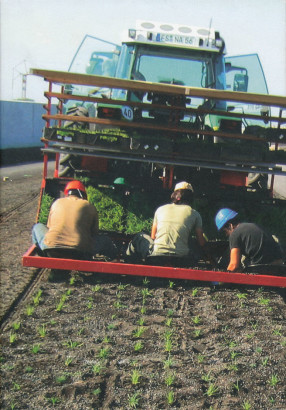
[131,45,216,89]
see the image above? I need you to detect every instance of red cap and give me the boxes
[64,180,86,196]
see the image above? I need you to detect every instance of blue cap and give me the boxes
[215,208,238,231]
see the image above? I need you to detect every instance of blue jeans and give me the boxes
[32,223,49,250]
[32,223,118,260]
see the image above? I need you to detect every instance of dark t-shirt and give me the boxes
[229,223,282,265]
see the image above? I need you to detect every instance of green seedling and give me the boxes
[166,390,175,405]
[107,323,116,330]
[37,324,47,338]
[103,336,111,344]
[26,305,35,316]
[31,344,41,354]
[64,357,73,367]
[92,284,101,292]
[242,400,252,410]
[117,283,129,290]
[230,351,241,361]
[131,368,141,385]
[9,333,17,344]
[197,354,205,363]
[164,329,173,340]
[165,372,176,387]
[204,383,219,397]
[113,300,126,309]
[86,301,93,309]
[192,316,201,325]
[233,379,240,392]
[128,392,140,408]
[140,306,146,315]
[134,341,144,351]
[269,373,280,387]
[46,396,60,406]
[258,297,270,306]
[165,318,173,327]
[77,327,85,336]
[169,280,175,288]
[142,277,150,285]
[141,288,152,298]
[25,366,33,373]
[98,347,110,359]
[137,317,145,326]
[12,382,21,391]
[92,387,101,396]
[69,276,76,285]
[250,321,258,330]
[12,321,21,331]
[165,338,173,353]
[237,292,247,300]
[228,340,237,349]
[192,288,198,296]
[33,289,43,306]
[272,326,282,336]
[201,371,213,382]
[133,326,145,338]
[193,329,201,338]
[262,357,269,366]
[163,355,174,369]
[63,339,83,349]
[167,309,174,317]
[56,374,67,384]
[92,362,106,375]
[56,294,67,312]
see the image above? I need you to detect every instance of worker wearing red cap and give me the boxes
[125,181,207,264]
[32,180,118,260]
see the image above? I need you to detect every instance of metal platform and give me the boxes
[23,245,286,288]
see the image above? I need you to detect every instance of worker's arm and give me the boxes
[227,248,241,271]
[195,227,206,248]
[151,222,157,240]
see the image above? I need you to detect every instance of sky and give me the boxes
[1,0,285,102]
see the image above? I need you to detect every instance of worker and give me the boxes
[125,181,208,265]
[32,180,118,261]
[215,208,283,271]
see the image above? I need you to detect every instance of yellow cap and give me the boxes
[174,181,193,192]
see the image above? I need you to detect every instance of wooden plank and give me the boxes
[42,113,282,143]
[45,91,286,124]
[31,68,286,108]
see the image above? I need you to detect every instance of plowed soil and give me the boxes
[0,169,286,409]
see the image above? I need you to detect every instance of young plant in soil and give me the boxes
[131,368,141,385]
[204,383,219,397]
[242,400,252,410]
[9,333,17,344]
[166,390,175,405]
[12,321,21,331]
[127,392,141,408]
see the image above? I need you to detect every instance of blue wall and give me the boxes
[0,100,47,149]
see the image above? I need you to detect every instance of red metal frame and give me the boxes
[23,245,286,288]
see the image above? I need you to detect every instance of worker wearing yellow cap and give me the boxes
[125,181,207,265]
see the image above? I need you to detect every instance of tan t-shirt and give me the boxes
[44,196,98,253]
[152,203,202,256]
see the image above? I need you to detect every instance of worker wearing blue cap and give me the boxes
[215,208,283,271]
